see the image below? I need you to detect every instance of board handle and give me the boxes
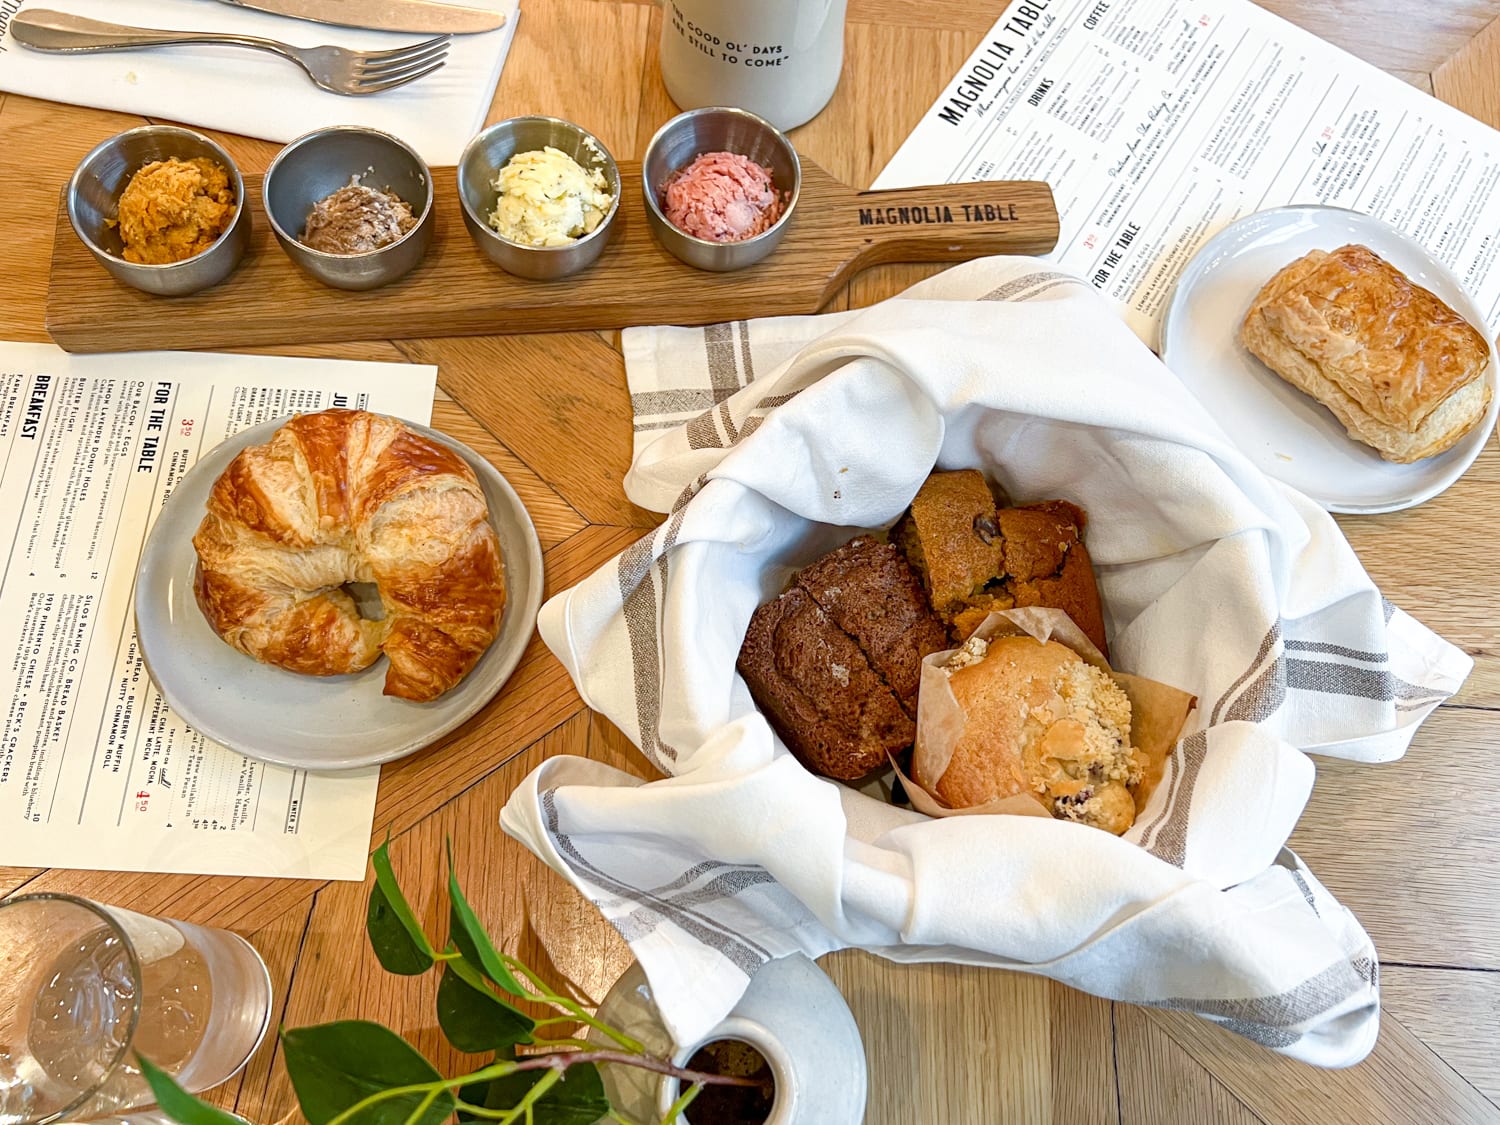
[834,181,1060,269]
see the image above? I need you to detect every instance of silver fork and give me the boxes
[11,9,449,96]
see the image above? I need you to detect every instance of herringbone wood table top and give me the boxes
[2,2,1497,1122]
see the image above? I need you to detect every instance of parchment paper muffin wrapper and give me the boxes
[897,607,1196,820]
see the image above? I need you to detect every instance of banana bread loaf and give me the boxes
[736,536,948,780]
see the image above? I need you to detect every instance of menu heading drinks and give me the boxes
[0,343,437,880]
[876,0,1500,347]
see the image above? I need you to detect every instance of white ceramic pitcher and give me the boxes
[658,0,848,131]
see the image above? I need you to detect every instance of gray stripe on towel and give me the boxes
[686,410,723,450]
[634,417,695,432]
[542,790,770,974]
[1283,639,1388,663]
[616,868,781,943]
[618,511,687,766]
[1148,957,1367,1030]
[1222,652,1286,723]
[1142,731,1209,866]
[631,388,725,415]
[1286,659,1448,703]
[737,321,756,386]
[980,270,1085,302]
[705,323,741,397]
[718,400,739,443]
[1211,622,1282,726]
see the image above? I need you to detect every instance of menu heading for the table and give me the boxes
[877,0,1500,347]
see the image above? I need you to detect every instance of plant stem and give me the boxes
[533,1050,767,1089]
[548,1006,642,1052]
[499,953,644,1053]
[658,1081,702,1125]
[453,1100,513,1120]
[397,1086,442,1125]
[527,1036,596,1050]
[493,1068,561,1125]
[321,1047,766,1125]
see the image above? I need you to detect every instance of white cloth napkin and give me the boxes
[0,0,519,164]
[499,258,1472,1068]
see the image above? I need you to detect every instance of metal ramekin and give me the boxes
[67,125,251,296]
[642,106,801,272]
[457,116,621,280]
[262,125,435,292]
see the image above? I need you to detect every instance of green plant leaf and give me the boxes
[282,1020,453,1125]
[367,839,435,975]
[481,1062,608,1125]
[436,964,535,1053]
[447,856,524,996]
[136,1055,250,1125]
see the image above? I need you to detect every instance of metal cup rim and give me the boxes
[641,106,802,251]
[456,116,622,255]
[66,124,247,273]
[261,124,435,261]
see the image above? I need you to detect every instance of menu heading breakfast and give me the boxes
[0,343,436,880]
[876,0,1500,347]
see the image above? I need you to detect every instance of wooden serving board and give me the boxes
[46,160,1058,354]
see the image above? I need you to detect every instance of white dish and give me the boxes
[1160,205,1499,513]
[134,416,544,772]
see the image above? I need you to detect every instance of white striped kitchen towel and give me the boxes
[500,257,1472,1068]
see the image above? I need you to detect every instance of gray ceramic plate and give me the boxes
[134,417,544,772]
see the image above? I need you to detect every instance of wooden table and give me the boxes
[3,2,1498,1122]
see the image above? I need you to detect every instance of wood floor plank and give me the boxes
[223,898,316,1121]
[368,639,584,839]
[1051,985,1119,1125]
[544,523,657,594]
[825,0,1492,77]
[491,0,653,160]
[0,869,39,897]
[819,953,1053,1125]
[1115,1004,1263,1125]
[400,334,660,530]
[1382,966,1500,1109]
[1436,5,1500,129]
[1144,1005,1500,1124]
[1290,708,1500,970]
[838,0,1499,79]
[0,865,323,934]
[1256,0,1500,75]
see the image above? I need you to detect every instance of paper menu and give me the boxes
[0,343,437,880]
[874,0,1500,347]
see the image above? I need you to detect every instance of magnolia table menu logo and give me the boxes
[858,203,1022,225]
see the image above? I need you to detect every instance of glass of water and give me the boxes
[0,893,272,1125]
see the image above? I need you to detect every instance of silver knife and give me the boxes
[213,0,505,34]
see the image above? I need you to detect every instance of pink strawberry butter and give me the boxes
[661,151,785,243]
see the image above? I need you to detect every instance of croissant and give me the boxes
[191,409,506,702]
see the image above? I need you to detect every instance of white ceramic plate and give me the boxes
[1160,205,1499,513]
[134,417,545,772]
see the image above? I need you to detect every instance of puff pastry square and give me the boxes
[1240,244,1492,462]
